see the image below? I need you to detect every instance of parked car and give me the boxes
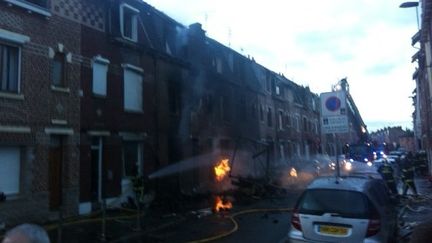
[288,176,398,242]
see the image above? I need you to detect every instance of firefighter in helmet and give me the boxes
[377,158,398,194]
[401,152,418,196]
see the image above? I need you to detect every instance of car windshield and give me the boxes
[298,189,372,218]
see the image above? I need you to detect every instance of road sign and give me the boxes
[320,91,348,134]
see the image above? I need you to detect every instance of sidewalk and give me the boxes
[398,176,432,243]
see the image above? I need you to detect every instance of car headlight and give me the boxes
[345,161,352,171]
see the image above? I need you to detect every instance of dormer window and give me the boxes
[25,0,48,8]
[120,3,139,42]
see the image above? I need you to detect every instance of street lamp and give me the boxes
[399,1,420,29]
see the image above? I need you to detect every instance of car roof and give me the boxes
[306,176,377,192]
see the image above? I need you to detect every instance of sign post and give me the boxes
[320,91,349,177]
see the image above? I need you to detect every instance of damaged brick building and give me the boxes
[0,0,321,224]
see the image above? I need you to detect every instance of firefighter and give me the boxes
[377,158,398,194]
[401,152,418,196]
[132,175,145,204]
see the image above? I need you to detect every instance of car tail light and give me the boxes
[291,208,302,231]
[366,215,381,237]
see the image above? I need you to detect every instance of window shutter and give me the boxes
[0,147,20,195]
[124,69,143,111]
[92,62,108,96]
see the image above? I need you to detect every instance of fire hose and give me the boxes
[187,207,293,243]
[187,197,432,243]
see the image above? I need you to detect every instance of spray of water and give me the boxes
[148,153,218,179]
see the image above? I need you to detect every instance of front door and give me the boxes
[90,137,102,202]
[49,136,63,209]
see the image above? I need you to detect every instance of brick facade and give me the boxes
[0,0,80,225]
[1,0,330,225]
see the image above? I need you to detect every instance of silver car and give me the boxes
[288,176,398,243]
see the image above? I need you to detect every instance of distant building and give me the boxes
[370,126,414,152]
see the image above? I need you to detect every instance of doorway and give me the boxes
[90,137,103,202]
[49,136,63,210]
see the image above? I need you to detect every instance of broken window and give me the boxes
[259,105,264,122]
[120,3,139,42]
[168,81,181,114]
[278,110,283,130]
[267,107,272,127]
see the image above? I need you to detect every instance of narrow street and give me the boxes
[36,175,432,243]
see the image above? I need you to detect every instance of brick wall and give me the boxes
[0,1,80,224]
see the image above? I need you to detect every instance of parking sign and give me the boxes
[320,91,348,134]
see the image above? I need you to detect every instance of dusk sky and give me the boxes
[145,0,419,132]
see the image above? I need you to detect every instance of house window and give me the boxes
[303,117,308,131]
[92,56,109,96]
[120,3,139,42]
[278,110,283,130]
[216,58,222,73]
[279,144,285,160]
[168,81,181,114]
[265,78,271,92]
[220,95,230,122]
[286,114,291,127]
[0,147,20,195]
[52,52,65,87]
[0,44,19,93]
[259,105,264,122]
[295,115,300,131]
[123,64,143,112]
[123,142,143,177]
[267,107,272,127]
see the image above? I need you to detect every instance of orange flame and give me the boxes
[214,159,231,181]
[290,167,298,178]
[214,196,232,212]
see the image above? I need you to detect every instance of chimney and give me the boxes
[189,23,206,40]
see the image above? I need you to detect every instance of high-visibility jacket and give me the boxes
[401,163,415,182]
[378,164,394,181]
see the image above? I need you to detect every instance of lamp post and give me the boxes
[399,1,420,29]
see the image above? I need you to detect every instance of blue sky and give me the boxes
[145,0,418,132]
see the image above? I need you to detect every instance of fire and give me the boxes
[214,159,231,181]
[214,196,232,212]
[290,167,298,177]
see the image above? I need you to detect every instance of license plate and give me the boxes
[318,225,348,235]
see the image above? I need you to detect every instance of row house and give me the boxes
[78,0,189,213]
[410,0,432,172]
[179,22,321,188]
[0,0,324,223]
[0,0,81,224]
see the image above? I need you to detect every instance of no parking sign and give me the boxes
[320,91,348,134]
